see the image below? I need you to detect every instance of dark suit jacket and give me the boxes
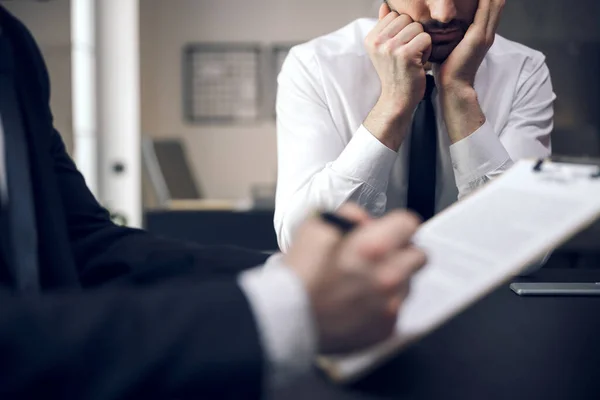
[0,6,270,399]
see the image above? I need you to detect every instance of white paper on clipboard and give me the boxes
[318,158,600,383]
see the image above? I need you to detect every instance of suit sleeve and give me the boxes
[0,279,264,399]
[50,126,268,286]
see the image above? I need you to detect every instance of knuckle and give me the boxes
[391,210,421,230]
[365,36,379,50]
[337,202,362,216]
[422,32,433,45]
[402,248,427,273]
[385,10,399,19]
[388,248,426,276]
[380,41,396,55]
[405,211,423,228]
[412,247,428,267]
[377,265,407,292]
[303,219,341,246]
[375,272,396,292]
[379,32,394,43]
[408,22,424,33]
[384,38,400,52]
[393,45,408,58]
[398,13,412,26]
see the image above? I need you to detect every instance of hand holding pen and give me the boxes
[283,204,427,354]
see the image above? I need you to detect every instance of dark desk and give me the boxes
[144,209,278,251]
[144,209,600,268]
[272,269,600,400]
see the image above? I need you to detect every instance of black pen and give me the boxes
[319,211,357,235]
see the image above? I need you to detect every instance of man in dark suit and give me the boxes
[0,5,426,400]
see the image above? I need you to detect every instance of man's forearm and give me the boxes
[363,98,413,152]
[439,84,486,144]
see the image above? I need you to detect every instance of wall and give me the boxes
[140,0,600,199]
[1,0,73,152]
[140,0,377,199]
[498,0,600,157]
[5,0,600,200]
[498,1,600,41]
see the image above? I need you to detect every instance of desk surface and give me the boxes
[144,209,278,251]
[144,209,600,267]
[272,269,600,400]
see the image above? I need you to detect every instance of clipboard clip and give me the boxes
[533,157,600,179]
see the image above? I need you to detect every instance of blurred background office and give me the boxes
[3,0,600,264]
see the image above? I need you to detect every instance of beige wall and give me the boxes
[1,0,73,152]
[139,0,376,199]
[0,0,375,200]
[6,0,600,199]
[139,0,600,200]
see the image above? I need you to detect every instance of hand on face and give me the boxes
[435,0,505,89]
[368,0,504,91]
[364,3,433,116]
[285,204,426,354]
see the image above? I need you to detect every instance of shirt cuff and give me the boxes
[238,261,316,389]
[449,119,512,188]
[331,125,398,194]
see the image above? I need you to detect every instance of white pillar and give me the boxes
[96,0,141,227]
[71,0,98,196]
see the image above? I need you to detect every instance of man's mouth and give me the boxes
[427,29,462,44]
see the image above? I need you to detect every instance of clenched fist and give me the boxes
[363,3,432,151]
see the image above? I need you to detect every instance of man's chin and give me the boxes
[428,43,458,64]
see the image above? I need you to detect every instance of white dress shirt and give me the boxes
[274,18,555,251]
[238,256,316,388]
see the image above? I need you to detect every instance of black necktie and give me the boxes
[0,36,40,291]
[406,74,437,221]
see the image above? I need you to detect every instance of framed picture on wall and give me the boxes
[183,43,262,124]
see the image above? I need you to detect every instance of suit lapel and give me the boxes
[1,6,80,289]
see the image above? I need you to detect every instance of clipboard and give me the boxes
[317,157,600,383]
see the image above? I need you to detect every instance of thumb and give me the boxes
[379,1,392,20]
[343,211,421,262]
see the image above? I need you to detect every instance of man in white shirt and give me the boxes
[275,0,555,251]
